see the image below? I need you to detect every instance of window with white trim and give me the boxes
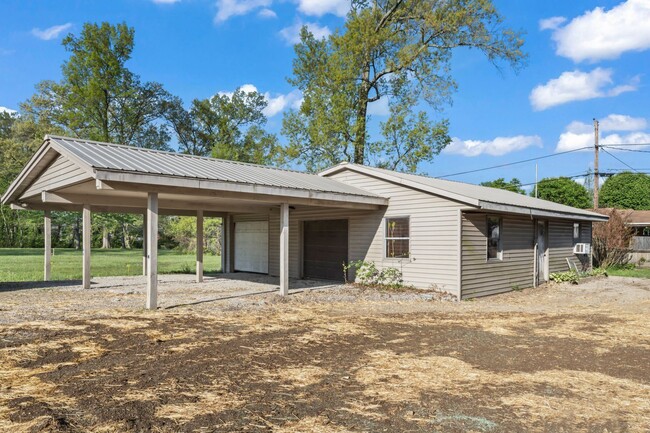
[385,217,410,258]
[573,223,581,245]
[487,216,502,260]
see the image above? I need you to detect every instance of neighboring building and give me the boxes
[2,136,608,307]
[596,209,650,264]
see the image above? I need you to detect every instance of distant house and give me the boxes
[597,209,650,263]
[2,136,608,308]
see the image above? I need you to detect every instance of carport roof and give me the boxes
[1,135,387,210]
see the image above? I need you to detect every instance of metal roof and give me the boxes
[47,135,380,199]
[321,163,608,221]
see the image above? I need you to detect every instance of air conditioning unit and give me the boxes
[573,243,591,255]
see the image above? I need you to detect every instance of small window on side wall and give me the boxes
[573,223,581,245]
[487,216,502,260]
[385,217,410,258]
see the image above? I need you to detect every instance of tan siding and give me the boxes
[327,170,465,296]
[461,213,535,299]
[21,155,90,199]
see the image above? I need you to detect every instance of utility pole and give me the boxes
[593,119,599,209]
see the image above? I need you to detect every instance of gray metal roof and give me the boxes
[322,163,608,221]
[47,135,380,199]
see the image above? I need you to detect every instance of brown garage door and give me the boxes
[303,219,348,281]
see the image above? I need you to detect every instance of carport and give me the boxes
[1,135,388,309]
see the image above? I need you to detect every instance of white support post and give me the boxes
[221,214,227,273]
[146,192,158,310]
[279,203,289,296]
[224,214,232,273]
[196,209,204,283]
[82,205,91,289]
[44,210,51,281]
[142,213,147,276]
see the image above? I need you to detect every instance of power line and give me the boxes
[599,142,650,148]
[436,147,591,179]
[601,148,639,173]
[604,147,650,154]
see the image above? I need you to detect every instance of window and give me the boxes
[573,223,581,245]
[487,216,502,260]
[385,217,410,258]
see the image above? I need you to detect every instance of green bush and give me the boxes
[549,271,580,284]
[343,260,404,289]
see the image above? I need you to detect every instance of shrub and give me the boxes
[343,260,404,289]
[592,209,634,268]
[549,271,579,284]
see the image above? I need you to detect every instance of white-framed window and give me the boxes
[487,216,503,260]
[385,217,410,258]
[573,222,581,245]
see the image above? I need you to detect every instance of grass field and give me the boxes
[0,248,221,282]
[607,266,650,279]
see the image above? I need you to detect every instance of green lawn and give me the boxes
[0,248,221,282]
[606,266,650,279]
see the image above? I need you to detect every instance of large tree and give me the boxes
[21,22,173,149]
[282,0,525,172]
[534,177,591,209]
[480,177,525,194]
[600,172,650,210]
[166,88,279,163]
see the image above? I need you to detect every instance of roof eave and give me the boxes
[479,201,610,222]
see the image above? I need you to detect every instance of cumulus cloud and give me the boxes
[215,0,271,23]
[539,16,566,31]
[295,0,349,17]
[279,19,331,44]
[31,23,72,41]
[367,97,390,116]
[543,0,650,62]
[444,135,543,157]
[530,68,638,111]
[258,8,277,18]
[0,106,17,115]
[556,114,650,152]
[218,84,302,117]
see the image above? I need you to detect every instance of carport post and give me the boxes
[82,205,91,289]
[146,192,158,310]
[279,202,289,296]
[142,213,147,276]
[44,210,51,281]
[196,209,203,283]
[220,214,227,273]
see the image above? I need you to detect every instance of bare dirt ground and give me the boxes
[0,274,649,432]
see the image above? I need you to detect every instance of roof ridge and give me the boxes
[46,134,311,176]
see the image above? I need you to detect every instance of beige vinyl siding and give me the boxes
[461,212,534,298]
[20,155,90,199]
[326,170,465,296]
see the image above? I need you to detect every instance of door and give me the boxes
[303,219,348,281]
[234,221,268,273]
[536,221,548,284]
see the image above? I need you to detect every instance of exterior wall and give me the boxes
[325,170,466,296]
[548,220,592,273]
[461,212,535,299]
[20,154,90,199]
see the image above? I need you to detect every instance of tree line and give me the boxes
[1,2,527,249]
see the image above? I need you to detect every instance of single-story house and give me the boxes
[595,208,650,263]
[1,135,608,308]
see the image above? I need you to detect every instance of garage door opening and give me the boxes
[303,219,348,281]
[234,221,268,274]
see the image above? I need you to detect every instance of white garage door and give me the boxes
[234,221,269,274]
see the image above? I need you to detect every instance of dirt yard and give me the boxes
[0,274,649,432]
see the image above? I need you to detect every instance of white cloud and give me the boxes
[31,23,72,41]
[217,84,302,117]
[214,0,271,23]
[151,0,180,4]
[539,16,566,31]
[556,114,650,152]
[529,68,638,111]
[0,106,17,115]
[367,97,390,116]
[279,19,331,44]
[258,8,277,18]
[444,135,543,157]
[295,0,349,17]
[546,0,650,62]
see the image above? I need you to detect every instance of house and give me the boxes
[595,208,650,264]
[1,135,608,308]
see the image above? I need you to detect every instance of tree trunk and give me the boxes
[122,222,131,249]
[102,225,111,249]
[73,217,80,249]
[354,65,371,164]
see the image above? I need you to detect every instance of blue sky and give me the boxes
[1,0,649,189]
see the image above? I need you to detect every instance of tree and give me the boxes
[166,88,279,163]
[283,0,525,172]
[592,209,634,268]
[600,172,650,210]
[533,177,591,209]
[21,22,173,149]
[480,177,525,194]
